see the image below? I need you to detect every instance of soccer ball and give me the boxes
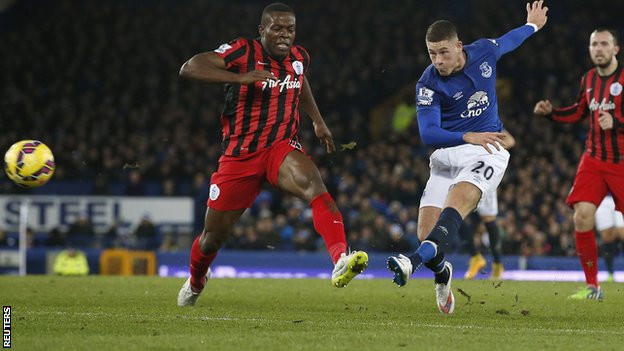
[4,140,56,187]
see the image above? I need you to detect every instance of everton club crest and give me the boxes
[480,62,492,78]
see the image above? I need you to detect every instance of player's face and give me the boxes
[426,38,463,76]
[589,31,619,68]
[259,12,296,59]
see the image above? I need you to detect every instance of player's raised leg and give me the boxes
[390,181,479,280]
[388,183,477,315]
[277,149,368,287]
[388,205,440,287]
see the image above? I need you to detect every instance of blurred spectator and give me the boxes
[134,214,158,250]
[102,219,133,248]
[404,220,420,250]
[161,178,177,196]
[224,223,248,250]
[292,224,317,252]
[254,209,279,248]
[53,249,89,276]
[159,234,177,252]
[275,214,294,249]
[45,227,66,248]
[0,229,9,247]
[66,214,96,248]
[242,224,269,250]
[124,170,146,196]
[387,223,412,253]
[26,227,35,248]
[391,97,416,133]
[92,174,111,195]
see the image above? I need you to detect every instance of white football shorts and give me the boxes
[477,189,498,217]
[595,195,624,231]
[420,143,510,210]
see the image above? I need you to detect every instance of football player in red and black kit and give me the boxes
[534,28,624,300]
[177,3,368,306]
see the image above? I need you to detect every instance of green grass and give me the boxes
[2,276,623,350]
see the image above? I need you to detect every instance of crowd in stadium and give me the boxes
[2,0,624,257]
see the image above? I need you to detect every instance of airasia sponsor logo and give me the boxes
[261,74,301,92]
[589,97,615,111]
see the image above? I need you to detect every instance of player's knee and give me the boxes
[481,215,496,223]
[199,222,233,255]
[573,209,595,231]
[600,228,616,242]
[295,174,326,201]
[199,230,227,254]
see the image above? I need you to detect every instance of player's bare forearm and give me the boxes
[180,52,239,83]
[180,52,276,85]
[299,76,336,153]
[299,76,325,125]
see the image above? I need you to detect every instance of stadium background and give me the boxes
[1,0,624,275]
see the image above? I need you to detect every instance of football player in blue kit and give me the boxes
[387,1,548,314]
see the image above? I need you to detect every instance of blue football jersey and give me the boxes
[415,24,536,147]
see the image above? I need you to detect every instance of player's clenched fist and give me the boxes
[533,99,553,115]
[598,111,614,130]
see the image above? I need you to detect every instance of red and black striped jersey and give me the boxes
[550,64,624,163]
[212,37,310,156]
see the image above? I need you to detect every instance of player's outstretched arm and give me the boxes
[299,76,336,153]
[493,1,548,56]
[180,52,276,85]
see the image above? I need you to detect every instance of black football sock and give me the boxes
[408,208,462,272]
[459,222,477,256]
[425,252,449,284]
[426,207,463,251]
[485,221,502,263]
[602,241,619,275]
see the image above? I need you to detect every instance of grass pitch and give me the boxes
[2,276,623,350]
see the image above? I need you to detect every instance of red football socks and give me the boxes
[575,230,599,287]
[189,235,217,292]
[310,192,347,264]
